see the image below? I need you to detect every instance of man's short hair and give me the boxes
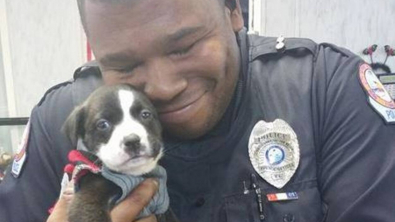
[77,0,237,35]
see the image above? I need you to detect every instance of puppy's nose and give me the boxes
[123,134,141,153]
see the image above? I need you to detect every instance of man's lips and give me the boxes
[158,92,206,123]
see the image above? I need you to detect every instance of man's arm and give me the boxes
[0,81,76,222]
[314,44,395,221]
[0,68,102,222]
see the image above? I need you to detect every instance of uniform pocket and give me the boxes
[264,186,325,222]
[223,185,327,222]
[224,192,261,222]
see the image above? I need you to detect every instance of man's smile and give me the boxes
[158,91,207,124]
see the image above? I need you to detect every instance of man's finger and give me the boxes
[46,181,75,222]
[111,178,159,222]
[135,215,157,222]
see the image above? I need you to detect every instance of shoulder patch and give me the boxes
[11,120,31,178]
[359,64,395,124]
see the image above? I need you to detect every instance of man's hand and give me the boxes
[47,178,159,222]
[111,178,159,222]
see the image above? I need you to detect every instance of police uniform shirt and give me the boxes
[0,29,394,222]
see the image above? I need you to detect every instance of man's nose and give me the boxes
[143,58,187,102]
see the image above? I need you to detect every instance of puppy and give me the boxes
[62,84,176,222]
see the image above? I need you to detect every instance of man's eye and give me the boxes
[113,62,143,74]
[115,65,136,74]
[172,49,190,57]
[170,44,194,57]
[96,119,111,131]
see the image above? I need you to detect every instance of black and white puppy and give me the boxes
[62,84,175,222]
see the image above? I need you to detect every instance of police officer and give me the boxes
[1,0,395,222]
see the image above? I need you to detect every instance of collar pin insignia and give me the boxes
[276,35,285,51]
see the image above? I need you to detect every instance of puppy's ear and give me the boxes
[62,105,86,145]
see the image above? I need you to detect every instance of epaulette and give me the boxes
[248,35,318,61]
[73,60,101,80]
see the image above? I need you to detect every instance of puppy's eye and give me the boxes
[140,110,152,120]
[96,119,111,131]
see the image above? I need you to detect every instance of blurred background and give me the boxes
[0,0,394,161]
[0,0,86,163]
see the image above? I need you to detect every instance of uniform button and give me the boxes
[194,197,205,207]
[283,213,295,222]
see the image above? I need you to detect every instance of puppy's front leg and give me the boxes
[68,174,120,222]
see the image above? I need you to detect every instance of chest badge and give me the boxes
[248,119,300,189]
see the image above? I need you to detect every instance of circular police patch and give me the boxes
[248,119,300,189]
[359,64,395,123]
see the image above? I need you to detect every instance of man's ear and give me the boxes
[225,0,244,32]
[62,105,86,145]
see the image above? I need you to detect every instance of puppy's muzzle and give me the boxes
[122,133,143,155]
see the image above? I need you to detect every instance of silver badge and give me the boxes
[248,119,300,189]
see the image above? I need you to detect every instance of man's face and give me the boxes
[84,0,243,139]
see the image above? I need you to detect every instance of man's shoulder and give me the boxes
[38,61,103,108]
[247,34,358,62]
[33,62,103,133]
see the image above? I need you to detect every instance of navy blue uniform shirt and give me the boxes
[1,29,394,222]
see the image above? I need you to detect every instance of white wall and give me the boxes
[0,0,86,154]
[0,42,7,117]
[250,0,395,72]
[3,0,86,117]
